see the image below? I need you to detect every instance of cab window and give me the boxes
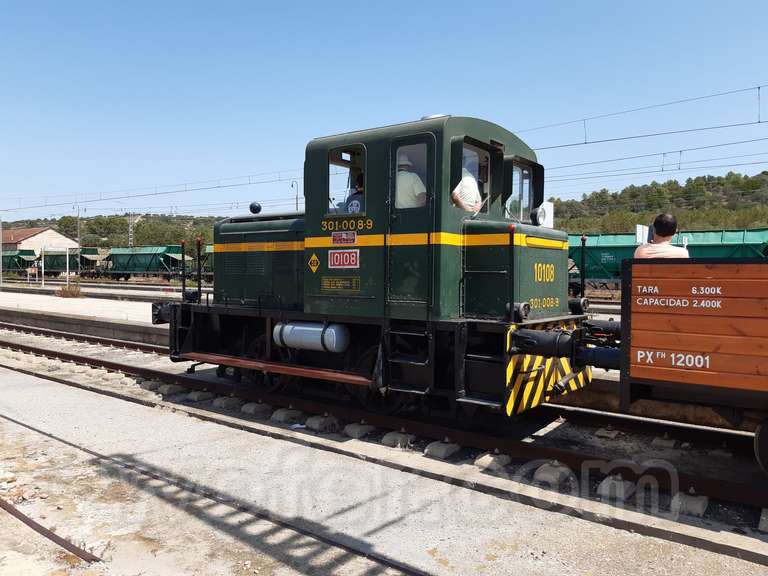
[452,143,490,213]
[394,143,428,210]
[505,165,532,222]
[328,145,365,215]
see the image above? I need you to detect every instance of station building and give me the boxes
[2,226,78,255]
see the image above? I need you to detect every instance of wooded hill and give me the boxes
[7,214,219,250]
[552,170,768,233]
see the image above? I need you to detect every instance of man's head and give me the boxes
[397,153,413,171]
[653,213,677,240]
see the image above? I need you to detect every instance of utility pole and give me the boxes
[76,204,82,276]
[291,180,300,212]
[128,213,134,247]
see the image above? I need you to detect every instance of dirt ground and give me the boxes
[0,418,396,576]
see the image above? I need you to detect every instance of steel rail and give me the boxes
[539,404,755,455]
[0,336,765,510]
[0,495,101,563]
[0,278,213,293]
[0,322,167,355]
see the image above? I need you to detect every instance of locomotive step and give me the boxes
[387,385,430,395]
[388,329,430,338]
[465,353,503,363]
[388,353,430,367]
[456,397,503,408]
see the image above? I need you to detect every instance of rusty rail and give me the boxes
[0,496,101,563]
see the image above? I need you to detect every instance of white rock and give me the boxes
[759,509,768,533]
[139,379,161,391]
[424,441,461,460]
[533,461,572,486]
[305,415,339,433]
[270,408,304,424]
[381,431,415,448]
[0,471,17,484]
[651,436,676,449]
[597,475,636,501]
[473,453,511,472]
[157,383,187,395]
[241,402,273,417]
[671,493,709,518]
[595,428,620,440]
[344,423,377,439]
[186,390,215,402]
[212,397,245,410]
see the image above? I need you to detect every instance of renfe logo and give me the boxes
[328,249,359,269]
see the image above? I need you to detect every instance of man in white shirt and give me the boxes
[634,213,690,259]
[395,153,427,209]
[451,159,482,212]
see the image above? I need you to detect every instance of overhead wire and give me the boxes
[516,83,767,133]
[533,120,765,151]
[544,160,768,192]
[547,151,768,181]
[546,136,768,170]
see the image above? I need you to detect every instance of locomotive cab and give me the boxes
[303,115,569,324]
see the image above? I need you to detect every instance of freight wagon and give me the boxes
[102,245,191,280]
[568,228,768,292]
[1,249,37,274]
[42,247,104,276]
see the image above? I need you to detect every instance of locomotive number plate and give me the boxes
[328,249,359,269]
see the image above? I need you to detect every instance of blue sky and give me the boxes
[1,0,766,220]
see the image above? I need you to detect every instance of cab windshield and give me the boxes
[504,165,533,222]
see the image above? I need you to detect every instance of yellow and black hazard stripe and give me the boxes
[504,322,592,416]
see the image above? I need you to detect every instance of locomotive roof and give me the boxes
[307,115,537,163]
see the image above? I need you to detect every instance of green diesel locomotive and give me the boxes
[163,116,602,418]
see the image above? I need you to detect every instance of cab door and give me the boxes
[386,135,435,320]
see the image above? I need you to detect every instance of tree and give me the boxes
[56,216,79,239]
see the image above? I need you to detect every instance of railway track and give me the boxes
[0,320,752,449]
[0,323,763,514]
[0,278,213,293]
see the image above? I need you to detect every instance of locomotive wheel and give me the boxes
[358,387,404,415]
[246,370,286,393]
[348,345,403,415]
[755,420,768,473]
[243,335,287,393]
